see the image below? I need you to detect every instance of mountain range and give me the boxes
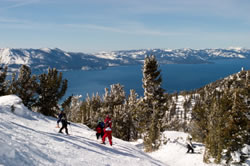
[0,48,250,71]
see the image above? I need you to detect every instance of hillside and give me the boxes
[0,95,165,166]
[0,96,249,165]
[198,69,250,94]
[0,95,233,166]
[1,48,250,71]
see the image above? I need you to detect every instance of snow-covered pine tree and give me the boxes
[127,89,140,140]
[115,89,139,141]
[89,93,102,127]
[0,66,8,96]
[103,84,126,137]
[36,68,67,116]
[66,95,83,123]
[141,55,167,152]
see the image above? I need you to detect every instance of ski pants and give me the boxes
[96,132,104,140]
[187,144,194,153]
[59,123,69,135]
[102,131,112,145]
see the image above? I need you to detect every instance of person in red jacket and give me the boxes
[102,115,112,146]
[96,119,104,140]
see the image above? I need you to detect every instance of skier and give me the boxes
[57,108,70,135]
[96,119,104,140]
[102,115,112,146]
[186,136,194,153]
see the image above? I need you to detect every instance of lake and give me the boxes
[62,59,250,100]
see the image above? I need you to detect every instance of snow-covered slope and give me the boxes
[0,95,249,166]
[1,48,250,71]
[0,95,165,166]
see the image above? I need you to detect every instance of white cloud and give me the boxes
[0,0,40,10]
[65,23,186,37]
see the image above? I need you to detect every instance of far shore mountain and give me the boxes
[0,48,250,71]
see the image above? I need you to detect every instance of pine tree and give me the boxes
[103,84,126,137]
[126,89,140,140]
[191,98,209,143]
[223,89,249,163]
[8,65,38,109]
[36,68,67,116]
[115,89,139,141]
[141,55,167,152]
[0,66,8,96]
[62,95,83,123]
[204,91,232,163]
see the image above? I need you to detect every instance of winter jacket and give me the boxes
[186,139,193,148]
[104,117,112,132]
[57,112,70,125]
[96,122,104,134]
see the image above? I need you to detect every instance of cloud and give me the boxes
[0,0,40,10]
[64,23,185,37]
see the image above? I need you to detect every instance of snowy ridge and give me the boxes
[0,95,165,166]
[0,48,250,71]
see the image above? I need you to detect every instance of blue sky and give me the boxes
[0,0,250,52]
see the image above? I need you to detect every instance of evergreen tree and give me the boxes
[202,88,249,164]
[36,68,67,116]
[191,98,209,143]
[115,89,139,141]
[223,89,249,163]
[141,55,167,152]
[81,93,103,128]
[0,66,8,96]
[126,89,140,140]
[8,65,37,109]
[67,95,83,123]
[103,84,126,137]
[204,91,232,163]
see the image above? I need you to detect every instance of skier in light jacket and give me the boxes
[186,136,194,153]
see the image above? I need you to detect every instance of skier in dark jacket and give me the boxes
[96,119,104,140]
[186,136,194,153]
[57,109,70,135]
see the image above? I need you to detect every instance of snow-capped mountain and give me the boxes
[0,48,111,71]
[0,48,250,71]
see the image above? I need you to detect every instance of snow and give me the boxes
[0,95,249,166]
[0,95,164,166]
[41,48,52,53]
[149,131,219,166]
[0,48,29,65]
[95,52,118,60]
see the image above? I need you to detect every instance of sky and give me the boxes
[0,0,250,53]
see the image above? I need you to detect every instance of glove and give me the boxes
[68,122,71,125]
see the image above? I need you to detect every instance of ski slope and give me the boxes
[0,95,164,166]
[0,95,249,166]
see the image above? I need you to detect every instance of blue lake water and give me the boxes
[62,59,250,99]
